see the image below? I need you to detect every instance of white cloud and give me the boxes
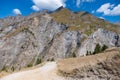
[111,4,120,15]
[97,3,112,15]
[97,3,120,16]
[76,0,95,7]
[76,0,80,7]
[32,5,40,11]
[82,0,94,2]
[99,17,105,20]
[13,9,22,15]
[32,0,66,11]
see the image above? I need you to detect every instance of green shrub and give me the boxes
[47,58,54,61]
[86,51,92,55]
[101,45,108,51]
[72,52,76,57]
[51,58,54,61]
[35,58,41,65]
[93,44,108,54]
[27,63,33,67]
[93,44,101,54]
[1,66,7,72]
[11,66,15,71]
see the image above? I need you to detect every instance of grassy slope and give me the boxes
[50,8,120,35]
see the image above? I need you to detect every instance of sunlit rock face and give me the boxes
[0,13,83,70]
[0,10,120,71]
[77,28,120,56]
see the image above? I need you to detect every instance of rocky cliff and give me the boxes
[78,28,120,56]
[0,8,120,71]
[0,13,83,71]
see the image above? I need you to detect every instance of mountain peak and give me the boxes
[55,6,64,12]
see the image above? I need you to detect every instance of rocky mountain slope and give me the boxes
[78,28,120,56]
[1,47,120,80]
[0,7,120,72]
[58,47,120,80]
[51,7,120,35]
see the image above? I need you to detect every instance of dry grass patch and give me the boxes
[5,26,28,38]
[57,47,120,74]
[51,8,120,35]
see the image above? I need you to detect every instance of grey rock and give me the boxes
[0,14,83,70]
[0,12,120,72]
[77,28,120,56]
[47,31,82,60]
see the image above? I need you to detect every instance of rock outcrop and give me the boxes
[0,8,120,71]
[77,28,120,56]
[0,13,83,71]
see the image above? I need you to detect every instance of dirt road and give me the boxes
[0,62,65,80]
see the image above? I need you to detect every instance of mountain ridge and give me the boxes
[0,7,120,73]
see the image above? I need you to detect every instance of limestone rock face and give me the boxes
[0,12,120,71]
[47,31,82,60]
[77,28,120,56]
[0,14,83,70]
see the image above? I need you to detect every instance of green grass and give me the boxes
[51,9,120,35]
[35,58,42,65]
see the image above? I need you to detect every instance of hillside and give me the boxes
[1,47,120,80]
[58,47,120,80]
[51,7,120,35]
[0,7,120,73]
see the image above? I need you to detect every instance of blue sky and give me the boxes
[0,0,120,23]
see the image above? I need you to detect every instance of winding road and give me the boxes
[0,62,65,80]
